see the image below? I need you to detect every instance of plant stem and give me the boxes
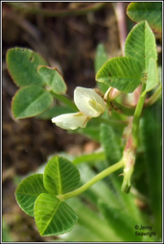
[57,159,124,200]
[121,82,147,193]
[132,82,146,147]
[51,92,78,111]
[72,151,105,165]
[112,2,128,55]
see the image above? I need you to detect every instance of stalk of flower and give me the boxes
[52,86,106,130]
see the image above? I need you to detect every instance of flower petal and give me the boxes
[74,87,106,117]
[51,112,88,130]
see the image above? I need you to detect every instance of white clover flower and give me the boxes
[51,112,88,130]
[74,87,106,117]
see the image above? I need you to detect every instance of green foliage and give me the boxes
[96,21,157,95]
[99,201,142,241]
[66,197,120,241]
[99,124,142,223]
[96,57,143,93]
[36,105,74,120]
[12,86,53,119]
[73,151,105,165]
[38,66,67,94]
[125,21,157,70]
[43,156,80,195]
[127,2,162,33]
[6,47,71,119]
[15,174,47,217]
[6,48,47,87]
[100,123,122,165]
[34,194,78,236]
[94,44,108,73]
[94,44,109,93]
[76,118,102,142]
[15,156,80,236]
[142,58,158,96]
[60,224,104,242]
[141,104,162,237]
[100,123,123,189]
[77,163,121,209]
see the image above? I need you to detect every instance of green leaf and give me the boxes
[141,105,162,237]
[100,123,123,191]
[72,151,105,165]
[94,44,108,73]
[62,223,104,242]
[6,48,47,87]
[43,156,80,195]
[142,58,158,97]
[38,66,67,94]
[125,21,157,71]
[158,66,162,84]
[99,201,143,241]
[100,124,122,165]
[34,193,78,236]
[76,120,101,142]
[67,197,120,241]
[127,2,162,33]
[96,57,143,93]
[12,85,53,119]
[94,44,109,93]
[78,127,100,142]
[15,174,47,217]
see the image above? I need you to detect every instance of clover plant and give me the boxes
[6,2,162,241]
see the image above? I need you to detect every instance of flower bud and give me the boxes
[104,87,121,101]
[74,87,106,117]
[51,112,88,130]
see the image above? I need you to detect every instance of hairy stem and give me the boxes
[57,159,124,200]
[121,82,147,193]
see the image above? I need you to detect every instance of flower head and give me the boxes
[74,87,106,117]
[52,86,106,130]
[51,112,88,130]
